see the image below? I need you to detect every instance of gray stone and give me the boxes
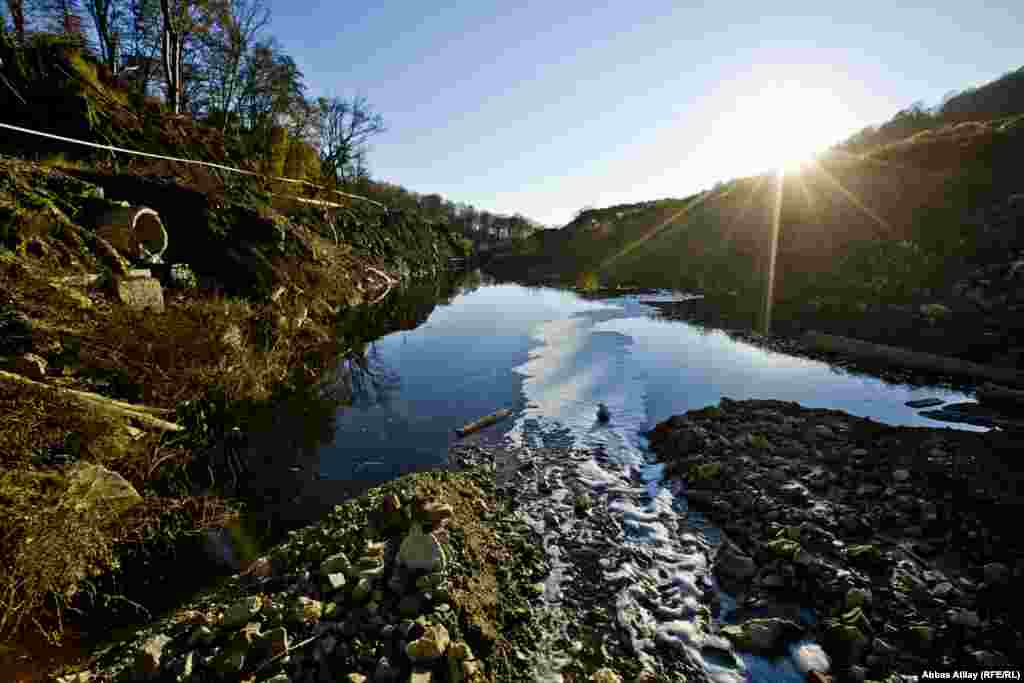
[289,596,322,624]
[721,618,802,653]
[982,562,1010,585]
[374,656,400,683]
[321,551,352,575]
[715,542,757,582]
[223,595,263,629]
[398,593,424,617]
[398,526,445,572]
[66,463,142,517]
[113,275,164,313]
[352,577,373,603]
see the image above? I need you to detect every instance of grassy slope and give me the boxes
[492,115,1024,317]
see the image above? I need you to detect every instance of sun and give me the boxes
[714,79,858,176]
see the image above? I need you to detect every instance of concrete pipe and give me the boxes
[95,206,168,262]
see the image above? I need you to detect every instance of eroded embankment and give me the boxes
[0,153,463,666]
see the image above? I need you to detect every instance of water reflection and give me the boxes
[234,278,981,553]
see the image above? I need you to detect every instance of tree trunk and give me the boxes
[159,0,181,114]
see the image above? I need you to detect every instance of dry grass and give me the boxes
[0,160,373,650]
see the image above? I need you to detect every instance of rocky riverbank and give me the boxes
[646,398,1024,679]
[41,397,1024,683]
[52,461,551,683]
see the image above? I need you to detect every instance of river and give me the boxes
[230,270,980,682]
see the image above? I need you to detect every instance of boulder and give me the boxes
[720,617,802,654]
[222,595,263,629]
[112,275,165,313]
[406,623,450,662]
[715,542,757,582]
[398,525,446,572]
[65,463,142,516]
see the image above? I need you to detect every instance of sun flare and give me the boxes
[715,80,858,176]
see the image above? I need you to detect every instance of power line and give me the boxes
[0,120,389,212]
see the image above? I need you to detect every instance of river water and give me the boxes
[235,271,980,681]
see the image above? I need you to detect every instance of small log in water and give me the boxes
[456,408,513,437]
[802,331,1024,388]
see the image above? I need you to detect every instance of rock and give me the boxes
[778,481,811,505]
[721,618,802,654]
[448,641,474,661]
[289,596,322,624]
[892,469,911,483]
[846,544,882,568]
[970,650,1011,667]
[66,463,142,517]
[15,353,47,379]
[406,623,450,662]
[421,502,454,525]
[134,634,172,678]
[352,577,373,603]
[409,671,433,683]
[398,525,446,572]
[767,538,802,561]
[55,673,93,683]
[397,593,424,617]
[845,588,872,609]
[323,572,347,593]
[982,562,1010,585]
[347,675,368,683]
[265,675,291,683]
[321,551,352,575]
[223,595,263,629]
[806,672,832,683]
[220,324,244,352]
[259,626,290,658]
[112,275,164,313]
[591,669,622,683]
[823,621,869,665]
[947,608,981,628]
[906,624,934,650]
[715,542,758,582]
[574,492,593,514]
[374,657,400,683]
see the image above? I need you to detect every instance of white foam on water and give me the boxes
[505,303,746,682]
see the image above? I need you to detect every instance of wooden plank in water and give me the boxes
[456,408,513,437]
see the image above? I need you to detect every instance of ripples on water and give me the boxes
[499,291,961,682]
[243,280,979,681]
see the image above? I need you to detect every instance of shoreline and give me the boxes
[52,400,1023,683]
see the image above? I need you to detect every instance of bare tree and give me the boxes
[83,0,121,69]
[197,0,268,132]
[316,94,385,185]
[158,0,213,113]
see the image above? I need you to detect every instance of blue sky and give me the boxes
[268,0,1022,226]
